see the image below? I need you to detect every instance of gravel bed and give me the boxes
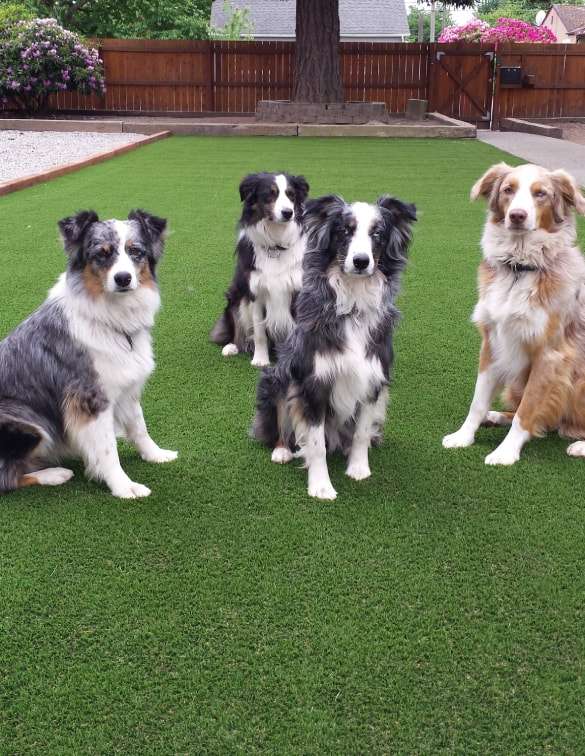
[0,130,144,183]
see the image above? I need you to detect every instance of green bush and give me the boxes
[0,17,105,113]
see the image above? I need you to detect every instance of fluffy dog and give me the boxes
[0,210,177,498]
[253,194,416,499]
[443,162,585,465]
[210,171,309,366]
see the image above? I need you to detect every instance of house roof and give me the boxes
[211,0,409,39]
[550,4,585,33]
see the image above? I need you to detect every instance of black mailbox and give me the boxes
[500,66,523,87]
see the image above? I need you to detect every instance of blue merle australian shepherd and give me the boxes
[253,194,416,500]
[210,172,309,367]
[0,210,177,499]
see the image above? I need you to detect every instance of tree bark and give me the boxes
[293,0,343,103]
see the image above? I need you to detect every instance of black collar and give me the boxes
[501,259,540,274]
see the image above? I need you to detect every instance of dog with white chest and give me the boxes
[210,171,309,367]
[253,194,416,500]
[443,162,585,465]
[0,209,177,498]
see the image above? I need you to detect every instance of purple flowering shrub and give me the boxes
[439,18,556,44]
[0,18,105,112]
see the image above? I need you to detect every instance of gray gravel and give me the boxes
[0,130,144,183]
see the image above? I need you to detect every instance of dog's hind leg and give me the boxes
[346,388,388,481]
[271,399,293,464]
[19,468,74,487]
[482,411,514,427]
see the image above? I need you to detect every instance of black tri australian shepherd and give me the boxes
[0,210,177,499]
[210,171,309,367]
[253,194,416,500]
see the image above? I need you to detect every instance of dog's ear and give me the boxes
[471,163,513,201]
[376,196,416,279]
[290,174,310,204]
[239,174,258,203]
[128,209,167,243]
[551,169,585,218]
[377,195,417,223]
[58,210,99,256]
[128,210,167,271]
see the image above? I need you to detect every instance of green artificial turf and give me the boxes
[1,136,585,754]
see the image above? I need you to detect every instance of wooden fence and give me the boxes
[4,39,585,125]
[493,43,585,125]
[45,39,430,116]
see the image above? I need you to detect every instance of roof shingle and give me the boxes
[551,4,585,33]
[211,0,409,39]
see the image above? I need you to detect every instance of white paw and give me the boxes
[567,441,585,457]
[112,481,152,499]
[308,480,337,500]
[251,354,271,368]
[485,446,519,466]
[484,411,512,426]
[221,343,239,357]
[346,461,371,481]
[38,467,74,486]
[442,429,475,449]
[271,446,293,464]
[142,448,178,464]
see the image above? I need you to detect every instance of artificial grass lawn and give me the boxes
[1,135,584,754]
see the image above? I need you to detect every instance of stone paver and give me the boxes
[478,130,585,187]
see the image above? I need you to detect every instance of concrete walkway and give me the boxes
[478,130,585,186]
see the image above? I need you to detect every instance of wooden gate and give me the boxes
[429,43,495,125]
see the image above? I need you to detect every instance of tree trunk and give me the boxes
[293,0,343,103]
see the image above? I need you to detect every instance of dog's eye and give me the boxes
[127,246,144,258]
[371,231,382,242]
[503,186,515,195]
[99,246,112,257]
[286,190,295,201]
[534,190,547,199]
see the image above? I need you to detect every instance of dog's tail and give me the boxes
[0,405,45,494]
[209,306,234,346]
[251,367,288,449]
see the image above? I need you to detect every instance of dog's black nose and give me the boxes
[509,209,527,225]
[114,272,132,288]
[353,254,370,271]
[281,208,293,221]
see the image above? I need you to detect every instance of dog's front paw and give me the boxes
[567,441,585,457]
[485,446,519,466]
[221,343,239,357]
[442,429,475,449]
[251,354,271,368]
[112,481,152,499]
[346,461,371,481]
[271,446,293,464]
[142,448,178,464]
[308,480,337,500]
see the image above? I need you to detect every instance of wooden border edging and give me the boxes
[500,117,563,139]
[0,130,171,197]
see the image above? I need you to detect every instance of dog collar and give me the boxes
[266,243,288,255]
[501,259,540,274]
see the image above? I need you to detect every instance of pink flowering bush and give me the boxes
[439,17,556,44]
[0,18,105,113]
[439,19,491,43]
